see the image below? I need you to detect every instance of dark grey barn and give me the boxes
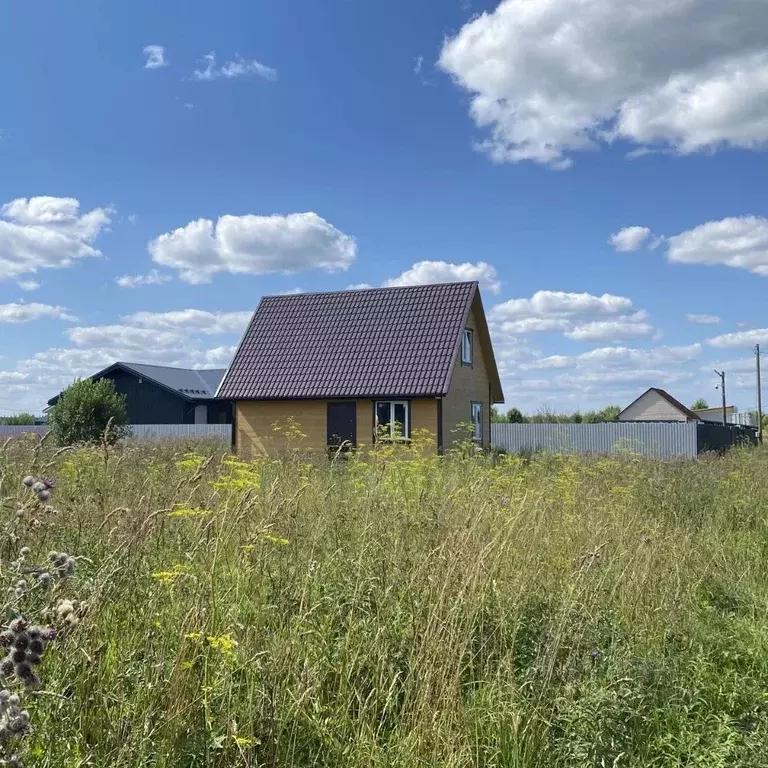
[47,362,232,425]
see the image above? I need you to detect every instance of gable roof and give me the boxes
[47,362,227,406]
[619,387,701,421]
[217,282,504,401]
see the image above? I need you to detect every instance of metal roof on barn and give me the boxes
[217,281,503,401]
[46,362,227,406]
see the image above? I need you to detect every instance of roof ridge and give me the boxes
[260,281,479,301]
[120,361,224,373]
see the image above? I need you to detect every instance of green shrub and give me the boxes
[48,378,128,445]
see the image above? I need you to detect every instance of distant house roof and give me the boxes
[217,281,504,401]
[619,387,701,421]
[47,362,227,406]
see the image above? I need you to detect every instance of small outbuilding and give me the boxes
[618,387,701,422]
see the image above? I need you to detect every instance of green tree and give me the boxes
[0,413,36,425]
[599,405,621,422]
[506,407,526,423]
[691,398,709,410]
[48,378,128,445]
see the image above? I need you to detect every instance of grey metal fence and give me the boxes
[126,424,231,440]
[491,422,698,458]
[0,424,232,440]
[0,426,48,437]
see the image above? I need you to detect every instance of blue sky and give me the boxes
[2,0,768,415]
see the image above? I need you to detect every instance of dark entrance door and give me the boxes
[327,402,357,449]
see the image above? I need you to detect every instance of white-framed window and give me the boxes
[375,401,409,441]
[461,328,473,365]
[471,401,483,442]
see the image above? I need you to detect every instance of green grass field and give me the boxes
[1,434,768,767]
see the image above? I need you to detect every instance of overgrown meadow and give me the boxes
[1,432,768,767]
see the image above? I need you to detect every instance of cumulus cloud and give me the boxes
[193,52,277,82]
[383,260,501,294]
[707,328,768,348]
[489,290,656,341]
[0,196,112,281]
[121,309,252,335]
[492,290,632,323]
[143,45,167,69]
[149,212,356,283]
[666,216,768,276]
[610,226,652,252]
[115,270,172,288]
[566,317,655,342]
[1,306,252,411]
[204,345,237,367]
[439,0,768,168]
[0,302,75,323]
[17,280,40,291]
[686,313,721,324]
[523,344,702,370]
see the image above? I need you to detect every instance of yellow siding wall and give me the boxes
[441,296,492,449]
[236,398,439,457]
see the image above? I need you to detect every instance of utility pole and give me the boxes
[756,344,763,444]
[714,369,727,425]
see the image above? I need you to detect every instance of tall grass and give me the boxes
[1,434,768,766]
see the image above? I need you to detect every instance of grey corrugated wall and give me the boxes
[491,422,698,458]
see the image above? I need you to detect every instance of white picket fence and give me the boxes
[0,424,232,440]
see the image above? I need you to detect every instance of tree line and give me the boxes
[491,405,622,424]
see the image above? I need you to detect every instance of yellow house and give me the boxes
[216,281,504,456]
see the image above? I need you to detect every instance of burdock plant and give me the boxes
[0,619,55,689]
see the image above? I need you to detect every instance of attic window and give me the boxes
[461,328,473,366]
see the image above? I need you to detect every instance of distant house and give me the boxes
[694,406,734,423]
[47,362,232,425]
[618,388,701,422]
[216,281,504,456]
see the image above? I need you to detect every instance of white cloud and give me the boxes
[143,45,167,69]
[492,290,633,323]
[121,309,252,335]
[610,226,652,252]
[66,325,185,352]
[666,216,768,276]
[0,302,75,323]
[524,344,702,370]
[489,289,656,341]
[193,52,277,82]
[686,313,721,325]
[204,345,237,367]
[346,283,374,291]
[383,260,501,294]
[17,280,40,291]
[566,317,655,342]
[439,0,768,168]
[0,196,113,281]
[149,212,356,283]
[115,270,172,288]
[707,328,768,348]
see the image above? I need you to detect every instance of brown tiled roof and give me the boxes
[218,282,491,400]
